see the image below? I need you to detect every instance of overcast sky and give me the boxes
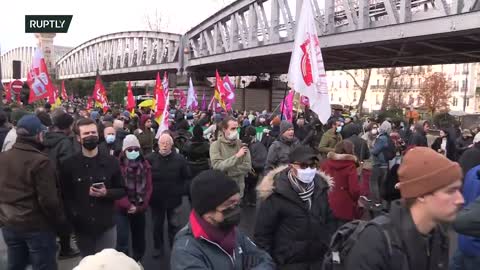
[0,0,236,54]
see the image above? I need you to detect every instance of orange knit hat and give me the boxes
[396,147,462,198]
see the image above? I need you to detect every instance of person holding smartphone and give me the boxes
[60,118,126,257]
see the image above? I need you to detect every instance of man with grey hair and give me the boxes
[369,120,394,204]
[146,133,191,257]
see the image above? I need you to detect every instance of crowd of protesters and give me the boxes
[0,99,480,270]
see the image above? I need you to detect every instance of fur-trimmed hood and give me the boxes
[257,165,334,200]
[326,152,357,162]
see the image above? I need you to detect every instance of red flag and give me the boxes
[92,72,109,113]
[5,83,11,103]
[154,73,166,124]
[27,48,55,104]
[126,81,136,111]
[87,97,93,110]
[214,70,227,110]
[61,81,68,100]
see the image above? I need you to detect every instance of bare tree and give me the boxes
[419,72,451,114]
[145,9,168,32]
[345,69,371,116]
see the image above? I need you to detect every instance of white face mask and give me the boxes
[296,167,317,184]
[371,129,378,135]
[226,130,239,141]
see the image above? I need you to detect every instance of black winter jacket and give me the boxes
[346,134,370,162]
[171,224,275,270]
[254,166,336,270]
[60,151,126,234]
[345,200,450,270]
[182,139,210,178]
[431,136,457,161]
[43,131,75,166]
[146,151,192,208]
[249,141,268,173]
[456,136,473,157]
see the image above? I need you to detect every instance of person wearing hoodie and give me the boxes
[369,120,392,204]
[320,140,362,225]
[43,111,80,259]
[458,133,480,175]
[135,115,155,155]
[210,117,252,198]
[255,146,336,270]
[115,135,152,264]
[171,170,275,270]
[264,121,300,173]
[261,116,280,149]
[450,164,480,270]
[408,120,429,147]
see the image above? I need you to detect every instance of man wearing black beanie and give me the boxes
[171,170,275,270]
[43,111,80,259]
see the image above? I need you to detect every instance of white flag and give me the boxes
[287,0,330,124]
[186,77,198,110]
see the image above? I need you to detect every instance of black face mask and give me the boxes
[218,205,241,231]
[82,135,99,151]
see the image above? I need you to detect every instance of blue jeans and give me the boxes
[115,211,146,261]
[1,228,57,270]
[450,249,480,270]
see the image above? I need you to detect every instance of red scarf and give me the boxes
[190,210,237,256]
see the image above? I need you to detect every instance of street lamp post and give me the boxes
[463,65,468,112]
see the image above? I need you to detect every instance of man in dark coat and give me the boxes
[345,147,464,270]
[255,146,336,270]
[146,133,192,257]
[43,111,80,258]
[60,118,126,257]
[0,115,67,270]
[294,115,310,142]
[243,126,268,206]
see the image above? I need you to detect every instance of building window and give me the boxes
[376,94,380,105]
[331,81,334,88]
[410,78,413,87]
[339,81,342,88]
[331,94,334,101]
[377,79,380,86]
[384,79,387,86]
[462,80,467,91]
[466,98,470,107]
[346,80,349,88]
[353,92,357,102]
[453,97,458,106]
[339,97,342,102]
[418,78,422,88]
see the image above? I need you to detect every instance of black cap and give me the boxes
[289,145,319,164]
[191,170,240,216]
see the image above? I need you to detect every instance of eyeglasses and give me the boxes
[294,162,318,169]
[126,148,140,152]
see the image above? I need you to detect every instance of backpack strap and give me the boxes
[368,215,408,270]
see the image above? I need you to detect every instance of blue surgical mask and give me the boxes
[105,134,115,144]
[126,150,140,160]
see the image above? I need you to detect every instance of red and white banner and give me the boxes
[287,0,330,124]
[27,48,55,104]
[92,72,109,113]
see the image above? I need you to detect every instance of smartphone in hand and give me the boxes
[91,182,105,189]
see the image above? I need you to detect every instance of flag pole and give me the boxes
[280,81,288,120]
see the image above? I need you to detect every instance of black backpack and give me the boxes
[323,215,407,270]
[382,134,397,161]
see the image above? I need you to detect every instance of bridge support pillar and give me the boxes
[271,74,288,114]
